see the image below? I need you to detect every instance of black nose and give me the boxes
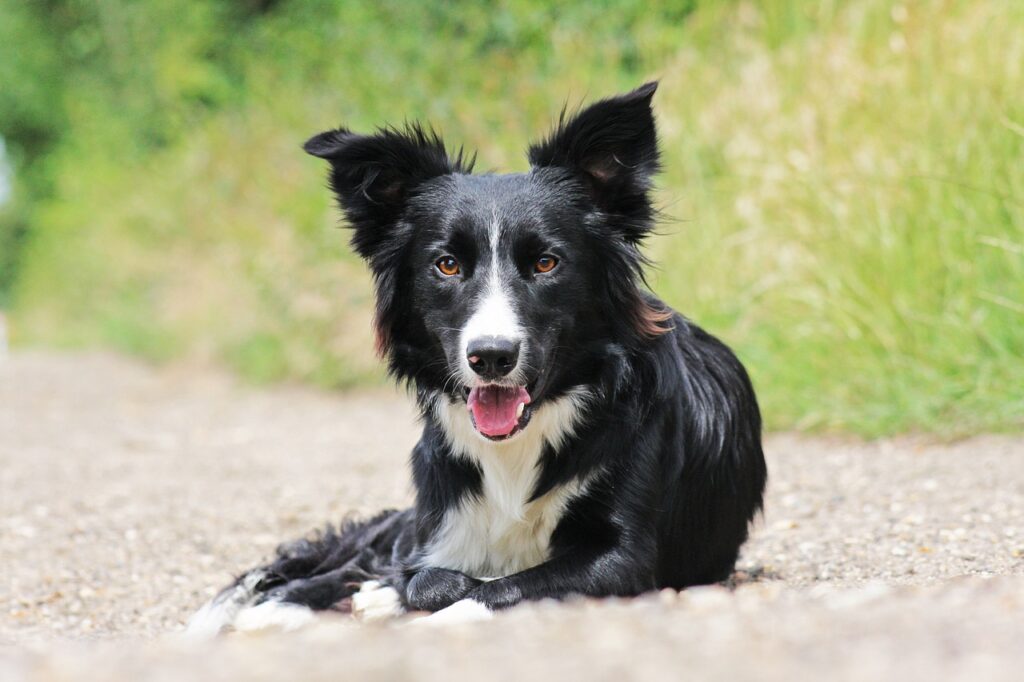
[467,337,520,379]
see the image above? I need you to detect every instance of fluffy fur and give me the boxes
[188,82,766,632]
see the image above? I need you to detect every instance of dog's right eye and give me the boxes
[534,254,559,274]
[435,256,461,277]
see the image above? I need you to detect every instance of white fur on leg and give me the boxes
[351,580,405,622]
[233,600,317,633]
[409,599,493,627]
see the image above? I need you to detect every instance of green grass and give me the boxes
[4,0,1023,436]
[648,0,1024,435]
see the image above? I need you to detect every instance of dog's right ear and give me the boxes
[304,125,472,261]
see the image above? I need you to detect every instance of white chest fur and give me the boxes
[424,389,592,578]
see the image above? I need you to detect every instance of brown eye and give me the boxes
[436,256,460,277]
[534,255,559,274]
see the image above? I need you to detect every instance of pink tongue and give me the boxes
[467,385,531,437]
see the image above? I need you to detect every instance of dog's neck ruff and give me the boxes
[424,388,594,577]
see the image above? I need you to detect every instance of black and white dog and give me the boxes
[188,82,766,633]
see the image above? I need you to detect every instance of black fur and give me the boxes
[202,83,766,618]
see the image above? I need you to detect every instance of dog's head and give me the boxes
[306,83,670,441]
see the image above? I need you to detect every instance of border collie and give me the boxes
[188,82,766,633]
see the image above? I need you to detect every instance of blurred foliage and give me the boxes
[0,0,1021,434]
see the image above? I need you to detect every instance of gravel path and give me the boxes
[1,352,1022,680]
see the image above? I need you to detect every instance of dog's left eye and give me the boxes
[534,255,559,274]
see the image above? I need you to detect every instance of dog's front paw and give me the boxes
[406,567,482,612]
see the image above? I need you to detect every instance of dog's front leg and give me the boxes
[413,543,655,625]
[472,544,655,610]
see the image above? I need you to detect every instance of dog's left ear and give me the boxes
[528,82,660,242]
[304,125,471,262]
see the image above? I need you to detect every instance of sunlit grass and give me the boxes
[650,0,1024,435]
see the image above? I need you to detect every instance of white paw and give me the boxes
[233,600,317,633]
[185,571,266,638]
[409,599,493,627]
[352,580,405,622]
[185,599,235,639]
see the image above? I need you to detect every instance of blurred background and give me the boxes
[0,0,1021,437]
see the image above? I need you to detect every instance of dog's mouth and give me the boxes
[463,384,533,441]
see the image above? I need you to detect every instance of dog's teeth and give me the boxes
[516,403,525,419]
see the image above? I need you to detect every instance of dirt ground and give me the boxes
[1,351,1023,681]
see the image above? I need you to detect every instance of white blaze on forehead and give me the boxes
[460,210,522,369]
